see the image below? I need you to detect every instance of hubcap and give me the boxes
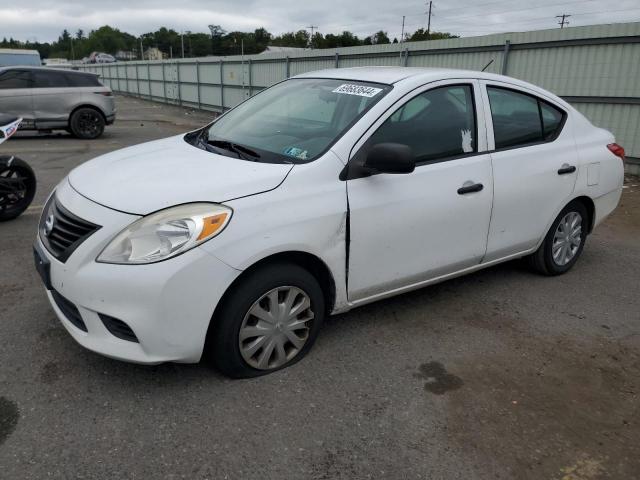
[239,286,314,370]
[78,111,100,136]
[552,211,582,266]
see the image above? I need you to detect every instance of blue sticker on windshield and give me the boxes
[283,146,309,160]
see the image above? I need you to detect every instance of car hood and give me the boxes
[68,135,293,215]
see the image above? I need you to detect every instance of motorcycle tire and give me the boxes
[0,155,37,221]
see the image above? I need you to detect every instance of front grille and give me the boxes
[99,314,139,342]
[39,195,101,263]
[51,290,87,332]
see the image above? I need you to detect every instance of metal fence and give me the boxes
[78,22,640,165]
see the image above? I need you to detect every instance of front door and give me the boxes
[347,80,494,303]
[0,69,35,128]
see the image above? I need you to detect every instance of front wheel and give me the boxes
[0,156,36,221]
[208,263,325,378]
[69,108,105,139]
[527,200,589,275]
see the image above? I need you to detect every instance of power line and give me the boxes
[406,0,553,16]
[314,5,640,38]
[324,0,598,31]
[434,0,593,23]
[441,5,640,28]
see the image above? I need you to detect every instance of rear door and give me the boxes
[480,81,578,261]
[32,70,74,127]
[0,69,35,128]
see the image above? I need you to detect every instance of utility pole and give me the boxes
[556,14,571,28]
[241,38,245,94]
[181,32,185,58]
[140,38,144,60]
[426,1,433,39]
[307,25,318,48]
[399,15,406,60]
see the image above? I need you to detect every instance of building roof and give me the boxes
[260,46,307,54]
[0,48,40,55]
[0,65,97,75]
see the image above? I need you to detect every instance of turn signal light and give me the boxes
[197,213,229,241]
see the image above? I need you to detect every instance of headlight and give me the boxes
[97,203,232,264]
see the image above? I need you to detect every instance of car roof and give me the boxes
[293,67,462,84]
[294,66,521,86]
[292,66,567,107]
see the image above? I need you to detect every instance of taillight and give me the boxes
[607,143,625,160]
[95,91,113,96]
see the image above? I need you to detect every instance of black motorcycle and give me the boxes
[0,114,36,221]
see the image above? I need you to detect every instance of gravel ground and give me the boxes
[1,96,638,480]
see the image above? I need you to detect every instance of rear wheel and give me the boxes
[528,200,589,275]
[69,108,105,139]
[0,156,36,221]
[208,263,325,378]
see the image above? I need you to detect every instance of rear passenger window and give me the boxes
[540,101,563,140]
[0,70,31,89]
[487,86,565,149]
[33,71,69,88]
[65,73,102,87]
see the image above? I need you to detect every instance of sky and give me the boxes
[2,0,640,43]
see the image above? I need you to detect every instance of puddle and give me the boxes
[0,396,19,446]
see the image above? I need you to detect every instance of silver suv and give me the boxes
[0,67,115,139]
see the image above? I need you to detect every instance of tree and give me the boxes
[4,24,460,61]
[409,28,459,42]
[208,25,226,55]
[271,30,310,49]
[372,31,390,44]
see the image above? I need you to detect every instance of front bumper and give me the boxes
[35,179,241,364]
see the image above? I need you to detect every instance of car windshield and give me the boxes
[192,78,391,164]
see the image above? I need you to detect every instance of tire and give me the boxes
[0,156,36,221]
[527,200,589,276]
[208,262,325,378]
[69,107,105,139]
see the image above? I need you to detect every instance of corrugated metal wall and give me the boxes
[78,22,640,159]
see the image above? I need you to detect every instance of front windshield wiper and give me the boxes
[207,139,261,162]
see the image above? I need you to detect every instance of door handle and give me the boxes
[457,182,484,195]
[557,165,576,175]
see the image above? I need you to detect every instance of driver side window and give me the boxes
[364,84,477,164]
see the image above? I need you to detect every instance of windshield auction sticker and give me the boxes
[332,84,383,97]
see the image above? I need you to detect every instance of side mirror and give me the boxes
[364,143,415,174]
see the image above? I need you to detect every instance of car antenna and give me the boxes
[481,59,494,72]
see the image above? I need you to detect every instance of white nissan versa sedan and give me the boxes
[34,67,624,377]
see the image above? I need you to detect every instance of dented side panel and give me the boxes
[202,151,350,313]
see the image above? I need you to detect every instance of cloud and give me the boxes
[1,0,638,43]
